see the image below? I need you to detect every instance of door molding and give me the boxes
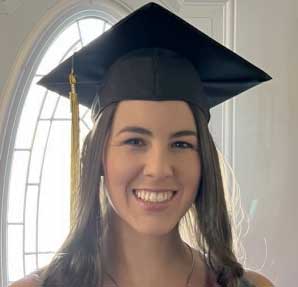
[178,0,237,170]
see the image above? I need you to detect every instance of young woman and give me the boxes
[10,3,274,287]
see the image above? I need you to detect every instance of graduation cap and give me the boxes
[37,2,271,227]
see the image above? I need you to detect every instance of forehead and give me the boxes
[111,100,197,132]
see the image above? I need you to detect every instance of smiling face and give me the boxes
[102,100,201,236]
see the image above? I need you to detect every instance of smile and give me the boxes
[133,189,177,203]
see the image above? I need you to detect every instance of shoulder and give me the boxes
[244,270,275,287]
[8,272,41,287]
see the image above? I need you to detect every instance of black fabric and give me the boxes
[95,48,210,119]
[38,2,271,122]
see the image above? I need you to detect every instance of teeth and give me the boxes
[134,190,175,203]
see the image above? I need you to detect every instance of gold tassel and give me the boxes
[69,65,80,230]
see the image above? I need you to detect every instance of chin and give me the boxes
[129,217,180,237]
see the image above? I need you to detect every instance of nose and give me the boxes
[143,144,175,178]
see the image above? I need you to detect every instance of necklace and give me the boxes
[104,242,195,287]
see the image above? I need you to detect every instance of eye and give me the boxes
[123,138,145,146]
[172,141,194,149]
[123,138,195,149]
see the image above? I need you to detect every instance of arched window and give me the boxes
[6,17,111,285]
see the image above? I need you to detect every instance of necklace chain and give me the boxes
[104,242,195,287]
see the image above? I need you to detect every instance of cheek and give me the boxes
[105,149,139,189]
[180,154,201,190]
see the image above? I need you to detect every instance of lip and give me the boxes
[132,189,178,212]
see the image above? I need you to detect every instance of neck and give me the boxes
[102,211,194,287]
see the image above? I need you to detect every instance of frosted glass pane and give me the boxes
[79,18,105,46]
[38,121,70,251]
[105,23,112,31]
[37,23,80,75]
[15,77,46,149]
[79,103,89,118]
[38,253,55,269]
[25,185,38,253]
[8,151,30,222]
[28,121,51,183]
[25,254,37,275]
[81,109,92,130]
[40,91,59,119]
[7,225,23,281]
[54,96,71,119]
[62,40,82,61]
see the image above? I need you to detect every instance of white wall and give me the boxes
[0,0,297,286]
[234,1,298,285]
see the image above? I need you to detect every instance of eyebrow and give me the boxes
[116,126,197,138]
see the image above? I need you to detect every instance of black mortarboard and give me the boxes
[37,2,271,227]
[38,1,271,122]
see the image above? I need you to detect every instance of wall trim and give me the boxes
[177,0,237,169]
[222,0,237,170]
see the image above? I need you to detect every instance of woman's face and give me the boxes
[103,100,201,236]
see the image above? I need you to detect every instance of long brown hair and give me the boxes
[37,101,245,287]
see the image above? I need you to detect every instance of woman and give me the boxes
[10,3,274,287]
